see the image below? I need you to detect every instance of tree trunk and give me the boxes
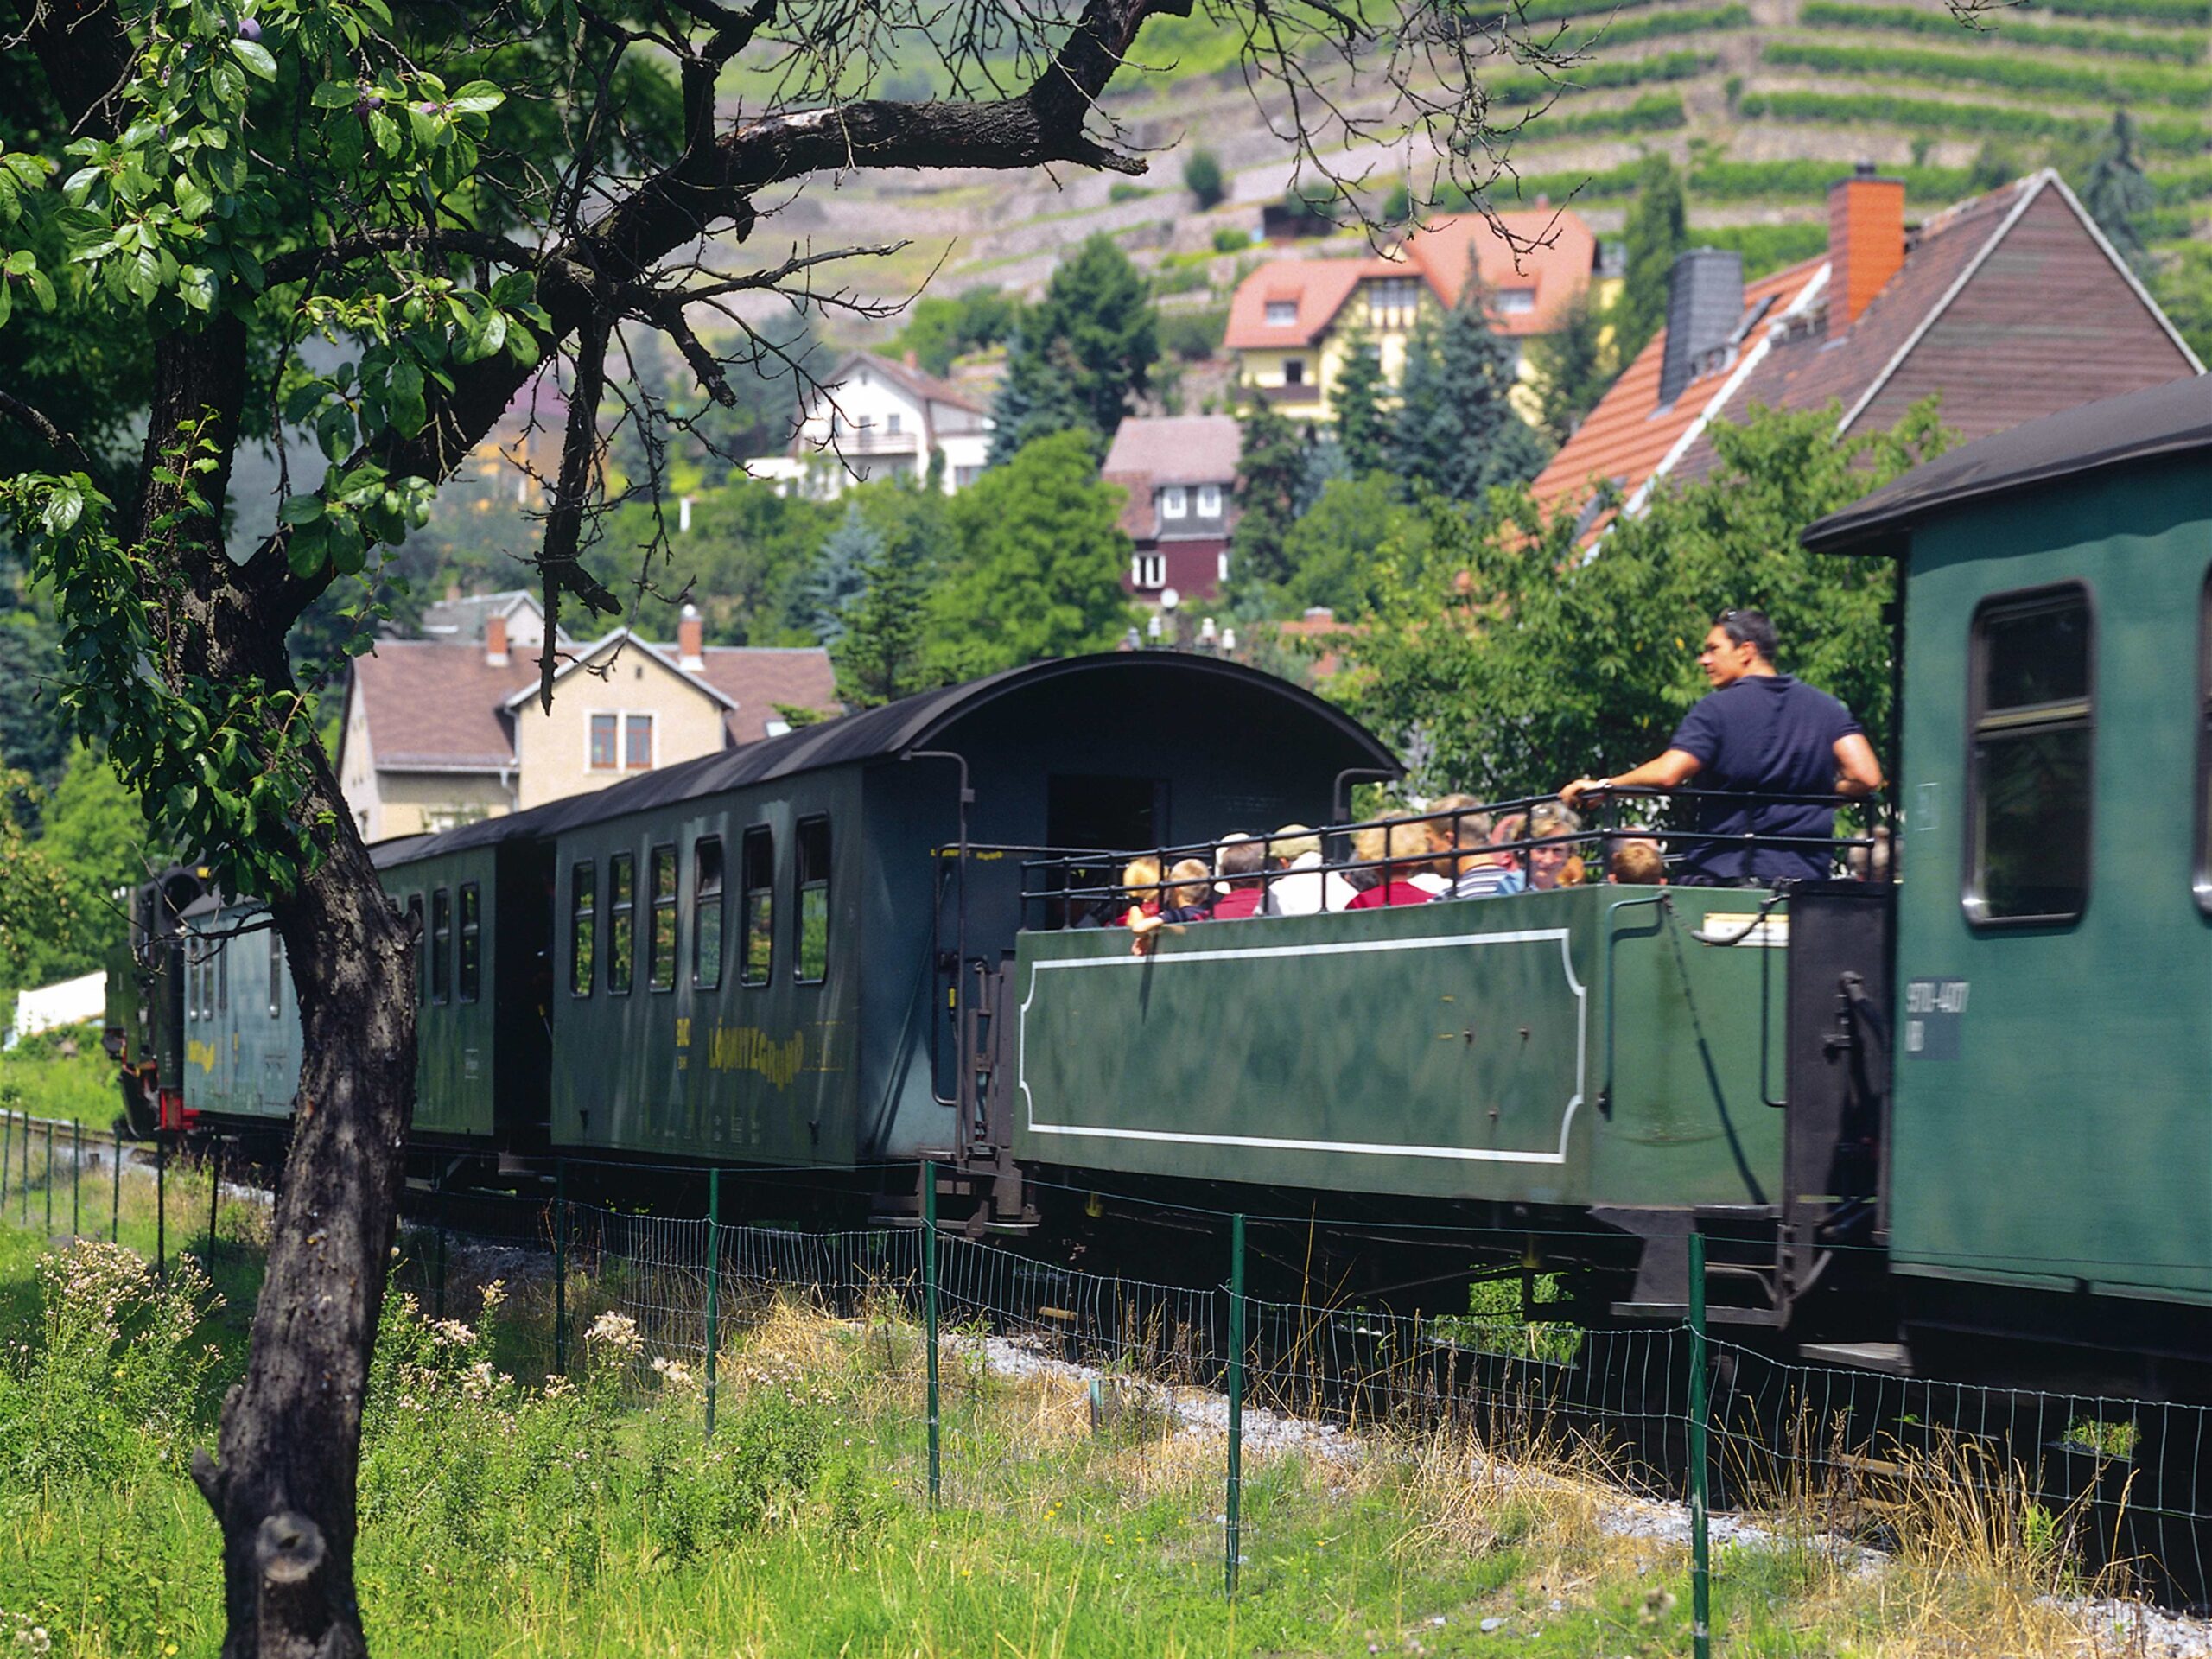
[191,747,414,1659]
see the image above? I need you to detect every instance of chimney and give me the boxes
[1829,162,1906,338]
[485,612,509,667]
[677,603,704,671]
[1657,248,1745,409]
[904,349,920,371]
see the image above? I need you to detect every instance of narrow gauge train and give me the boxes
[102,375,2212,1395]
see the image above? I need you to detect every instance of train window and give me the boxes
[608,852,635,995]
[693,837,725,991]
[569,863,595,997]
[269,928,286,1018]
[217,937,227,1014]
[458,883,481,1003]
[406,894,423,1006]
[796,817,830,984]
[741,827,773,987]
[430,887,452,1003]
[187,952,200,1023]
[649,844,677,992]
[1967,584,2092,925]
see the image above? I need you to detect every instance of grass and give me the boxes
[0,1026,121,1131]
[0,1194,2180,1657]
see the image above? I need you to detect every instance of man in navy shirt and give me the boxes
[1558,610,1884,884]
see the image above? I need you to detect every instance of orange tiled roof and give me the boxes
[1222,257,1390,351]
[1402,208,1599,336]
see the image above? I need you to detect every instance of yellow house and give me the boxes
[337,594,838,842]
[1223,208,1608,423]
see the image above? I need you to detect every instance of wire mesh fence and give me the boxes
[530,1172,2212,1628]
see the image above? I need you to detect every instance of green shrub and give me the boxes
[1109,181,1151,203]
[1159,304,1229,360]
[1738,88,2203,153]
[1489,48,1719,105]
[1568,2,1749,46]
[1694,220,1831,277]
[1182,146,1225,208]
[1212,225,1253,254]
[2037,0,2209,23]
[1541,91,1688,137]
[1763,38,2212,106]
[1800,0,2206,60]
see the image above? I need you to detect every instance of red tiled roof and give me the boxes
[1532,172,2201,537]
[1402,208,1598,336]
[694,648,840,743]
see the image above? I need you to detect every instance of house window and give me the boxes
[1133,555,1166,589]
[1495,287,1537,314]
[589,713,618,770]
[953,465,983,489]
[693,836,725,991]
[1283,359,1306,386]
[741,827,774,987]
[1217,550,1230,584]
[648,843,677,992]
[1264,299,1298,327]
[406,894,424,1006]
[1967,584,2092,926]
[1161,486,1188,519]
[429,888,450,1004]
[457,882,481,1003]
[797,816,831,983]
[569,862,595,997]
[886,412,903,436]
[624,713,654,771]
[607,852,635,994]
[1197,484,1222,518]
[1367,276,1421,328]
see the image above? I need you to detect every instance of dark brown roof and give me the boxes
[695,648,841,743]
[1103,416,1243,541]
[351,636,836,770]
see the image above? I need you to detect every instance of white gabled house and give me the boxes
[745,350,995,499]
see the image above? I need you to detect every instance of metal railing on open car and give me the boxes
[1016,787,1888,930]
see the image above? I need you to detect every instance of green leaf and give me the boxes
[0,173,18,226]
[27,270,54,311]
[310,79,357,109]
[3,250,32,276]
[387,357,425,437]
[177,264,217,312]
[230,38,278,80]
[175,175,213,221]
[278,493,325,525]
[446,80,505,114]
[367,109,400,157]
[39,485,81,534]
[284,519,327,576]
[316,403,355,461]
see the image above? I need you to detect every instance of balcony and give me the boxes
[1261,381,1321,406]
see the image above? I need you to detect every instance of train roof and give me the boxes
[377,652,1398,864]
[1802,372,2212,559]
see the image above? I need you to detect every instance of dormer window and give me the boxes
[1197,484,1222,518]
[1161,486,1189,519]
[1265,300,1298,327]
[1495,288,1537,315]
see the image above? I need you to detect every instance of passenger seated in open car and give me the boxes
[1208,836,1269,919]
[1128,858,1212,954]
[1451,811,1529,899]
[1346,817,1436,909]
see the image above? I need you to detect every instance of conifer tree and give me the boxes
[1528,292,1615,446]
[1332,327,1391,476]
[988,235,1160,461]
[1390,292,1553,503]
[1227,395,1309,602]
[1613,155,1688,365]
[835,537,937,709]
[2082,111,2154,270]
[800,505,884,647]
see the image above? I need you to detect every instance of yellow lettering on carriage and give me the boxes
[187,1038,217,1074]
[705,1023,804,1090]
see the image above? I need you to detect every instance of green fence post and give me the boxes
[43,1122,54,1236]
[705,1169,721,1441]
[19,1111,29,1224]
[923,1160,940,1509]
[1226,1212,1247,1599]
[1688,1230,1712,1659]
[553,1160,569,1376]
[110,1125,122,1243]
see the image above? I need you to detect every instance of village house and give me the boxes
[1102,414,1243,609]
[745,350,995,499]
[1532,167,2202,538]
[1223,207,1607,423]
[337,592,837,842]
